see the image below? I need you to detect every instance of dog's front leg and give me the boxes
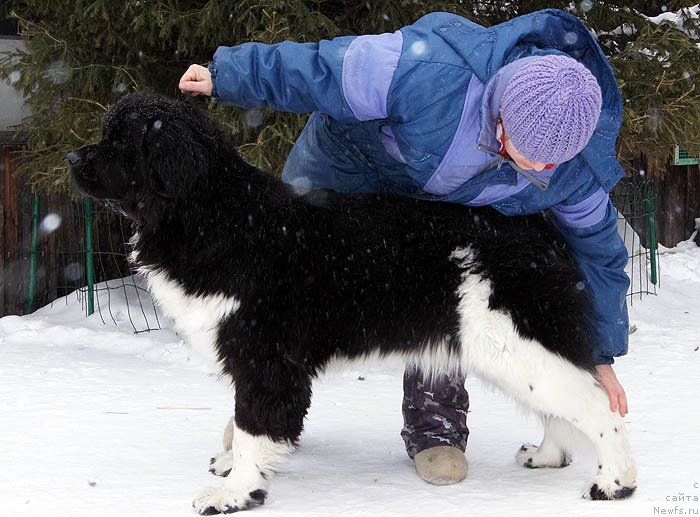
[194,422,293,514]
[193,366,312,515]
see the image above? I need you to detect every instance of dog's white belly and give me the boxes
[140,266,240,366]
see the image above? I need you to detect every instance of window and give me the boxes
[0,18,19,38]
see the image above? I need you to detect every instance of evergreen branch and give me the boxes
[655,69,666,93]
[69,129,91,144]
[10,10,68,52]
[65,97,109,112]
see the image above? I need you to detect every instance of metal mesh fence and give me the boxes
[610,179,659,303]
[33,196,161,333]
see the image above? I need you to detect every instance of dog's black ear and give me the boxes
[141,109,210,199]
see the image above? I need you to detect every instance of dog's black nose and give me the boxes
[66,151,81,166]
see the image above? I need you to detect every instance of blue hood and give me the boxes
[432,9,625,192]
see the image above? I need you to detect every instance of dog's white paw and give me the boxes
[209,450,234,477]
[515,442,571,469]
[192,485,267,515]
[583,472,636,500]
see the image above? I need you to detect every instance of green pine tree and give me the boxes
[1,0,700,193]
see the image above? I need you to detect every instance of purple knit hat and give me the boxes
[500,55,602,164]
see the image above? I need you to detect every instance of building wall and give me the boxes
[0,37,31,133]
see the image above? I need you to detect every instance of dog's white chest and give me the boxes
[141,266,240,366]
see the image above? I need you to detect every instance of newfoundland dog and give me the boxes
[68,93,636,514]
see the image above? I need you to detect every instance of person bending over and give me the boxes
[179,8,630,485]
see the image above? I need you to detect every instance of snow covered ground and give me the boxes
[1,237,699,517]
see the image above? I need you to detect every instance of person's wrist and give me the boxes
[208,62,218,98]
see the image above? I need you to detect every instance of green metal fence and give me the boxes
[23,195,160,332]
[610,179,659,302]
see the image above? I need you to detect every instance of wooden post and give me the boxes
[2,146,20,315]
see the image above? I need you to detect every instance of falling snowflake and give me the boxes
[243,110,264,128]
[409,41,427,56]
[40,213,62,234]
[580,0,594,13]
[564,32,579,45]
[64,262,84,282]
[46,60,72,85]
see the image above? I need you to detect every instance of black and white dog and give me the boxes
[68,93,636,514]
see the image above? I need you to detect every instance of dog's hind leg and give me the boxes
[473,350,636,499]
[457,278,636,500]
[532,374,636,500]
[516,415,575,469]
[223,415,235,451]
[209,416,236,477]
[468,345,636,500]
[193,364,312,515]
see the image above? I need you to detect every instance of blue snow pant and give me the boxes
[282,113,471,459]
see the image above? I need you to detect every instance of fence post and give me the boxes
[85,197,95,315]
[646,184,658,285]
[26,194,40,313]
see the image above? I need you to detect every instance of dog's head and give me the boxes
[68,93,221,219]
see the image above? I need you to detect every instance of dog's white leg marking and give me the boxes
[455,274,636,500]
[193,422,294,514]
[209,416,236,477]
[516,415,576,468]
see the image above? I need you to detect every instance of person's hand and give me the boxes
[179,64,213,96]
[594,364,628,417]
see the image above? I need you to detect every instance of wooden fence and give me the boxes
[655,164,700,247]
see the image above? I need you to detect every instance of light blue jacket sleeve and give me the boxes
[209,32,404,123]
[548,194,630,364]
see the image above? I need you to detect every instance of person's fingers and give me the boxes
[607,383,628,417]
[606,384,618,413]
[595,364,628,417]
[178,65,212,95]
[178,80,206,94]
[618,386,629,417]
[179,65,200,84]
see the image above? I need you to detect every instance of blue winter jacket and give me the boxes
[208,9,630,364]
